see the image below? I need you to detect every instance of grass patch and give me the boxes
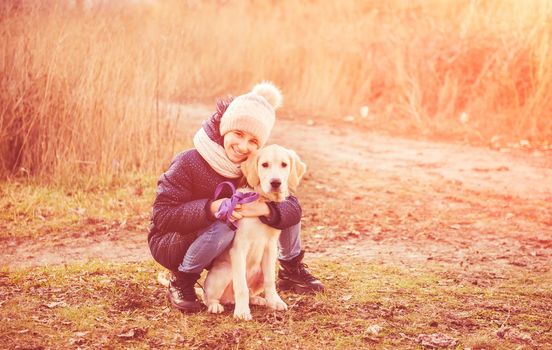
[1,259,550,349]
[0,173,157,240]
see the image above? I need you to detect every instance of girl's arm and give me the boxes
[151,153,216,234]
[259,195,302,230]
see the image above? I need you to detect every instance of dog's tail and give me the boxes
[157,271,171,287]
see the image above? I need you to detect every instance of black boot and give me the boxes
[167,272,203,313]
[277,251,325,294]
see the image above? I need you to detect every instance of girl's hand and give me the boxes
[211,198,243,221]
[210,198,226,216]
[236,201,270,218]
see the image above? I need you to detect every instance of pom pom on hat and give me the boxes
[219,81,282,147]
[252,81,283,109]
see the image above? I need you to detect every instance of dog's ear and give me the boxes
[240,151,260,187]
[287,149,306,193]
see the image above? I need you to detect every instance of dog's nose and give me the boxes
[270,179,281,189]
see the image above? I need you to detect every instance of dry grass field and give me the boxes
[1,0,551,183]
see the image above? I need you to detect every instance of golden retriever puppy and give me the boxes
[203,144,306,320]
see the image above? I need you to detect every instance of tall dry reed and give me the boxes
[1,0,551,183]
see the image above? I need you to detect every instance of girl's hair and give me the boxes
[204,96,234,146]
[213,96,234,123]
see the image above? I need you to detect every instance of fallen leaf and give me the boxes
[399,332,416,341]
[174,334,186,343]
[417,333,458,348]
[509,259,528,267]
[69,338,85,346]
[74,207,86,216]
[508,329,533,344]
[44,301,67,309]
[365,324,382,335]
[497,327,534,344]
[496,326,509,338]
[118,327,147,339]
[339,294,353,301]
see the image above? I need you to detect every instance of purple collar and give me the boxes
[214,181,259,230]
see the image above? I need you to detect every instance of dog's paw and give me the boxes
[267,298,288,311]
[207,303,224,314]
[233,307,252,321]
[250,296,267,306]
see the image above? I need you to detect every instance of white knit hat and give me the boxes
[219,81,283,147]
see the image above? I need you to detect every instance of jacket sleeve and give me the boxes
[151,154,215,234]
[259,195,302,230]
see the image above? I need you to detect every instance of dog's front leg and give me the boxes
[263,238,288,311]
[230,243,252,321]
[204,260,232,314]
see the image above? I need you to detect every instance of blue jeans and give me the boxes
[178,221,302,274]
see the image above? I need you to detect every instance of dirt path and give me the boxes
[3,104,552,273]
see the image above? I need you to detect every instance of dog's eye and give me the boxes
[261,162,269,168]
[281,162,288,168]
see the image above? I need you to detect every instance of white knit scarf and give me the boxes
[193,127,242,178]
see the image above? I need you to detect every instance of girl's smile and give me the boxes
[224,130,259,163]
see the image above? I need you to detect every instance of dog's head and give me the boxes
[240,144,306,202]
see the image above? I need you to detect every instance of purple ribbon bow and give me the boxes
[214,181,259,230]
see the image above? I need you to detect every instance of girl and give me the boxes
[148,82,324,313]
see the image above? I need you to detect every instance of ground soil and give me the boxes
[3,104,552,275]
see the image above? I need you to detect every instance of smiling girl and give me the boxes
[148,82,324,313]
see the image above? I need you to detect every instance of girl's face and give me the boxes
[223,130,260,163]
